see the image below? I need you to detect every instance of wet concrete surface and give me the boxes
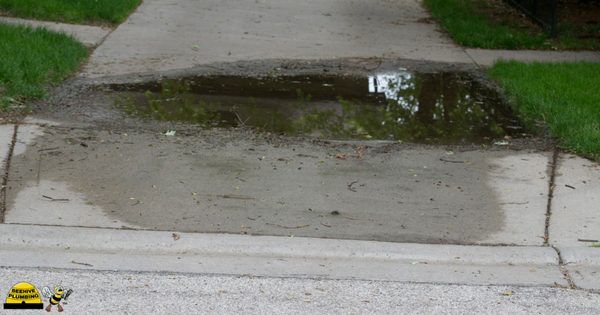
[5,61,557,245]
[5,123,550,244]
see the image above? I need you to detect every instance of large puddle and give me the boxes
[112,71,526,144]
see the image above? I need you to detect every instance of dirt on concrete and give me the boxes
[3,59,555,245]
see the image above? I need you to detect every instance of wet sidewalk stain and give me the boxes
[112,70,526,144]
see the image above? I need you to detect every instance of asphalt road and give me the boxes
[0,267,598,314]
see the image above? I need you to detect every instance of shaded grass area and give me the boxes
[0,0,141,24]
[424,0,547,49]
[0,23,87,110]
[423,0,598,50]
[489,61,600,160]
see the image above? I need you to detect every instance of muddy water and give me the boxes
[112,71,526,144]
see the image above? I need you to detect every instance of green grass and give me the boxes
[0,0,141,24]
[489,61,600,160]
[0,23,87,109]
[423,0,598,50]
[593,242,600,248]
[424,0,547,49]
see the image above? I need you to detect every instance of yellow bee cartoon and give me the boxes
[41,285,72,312]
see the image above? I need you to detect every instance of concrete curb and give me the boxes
[558,246,600,291]
[560,246,600,266]
[0,224,567,287]
[0,224,558,265]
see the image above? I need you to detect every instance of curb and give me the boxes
[0,224,567,287]
[559,246,600,266]
[558,246,600,291]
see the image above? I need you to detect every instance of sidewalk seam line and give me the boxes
[462,49,481,69]
[544,148,559,246]
[93,24,118,49]
[552,246,577,289]
[0,124,18,223]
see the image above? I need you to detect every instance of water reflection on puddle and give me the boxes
[112,71,526,144]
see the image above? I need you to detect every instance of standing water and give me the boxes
[113,70,526,144]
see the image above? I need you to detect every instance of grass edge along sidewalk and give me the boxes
[423,0,598,50]
[489,60,600,161]
[0,23,87,110]
[0,0,141,24]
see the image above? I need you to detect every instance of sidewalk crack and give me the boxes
[552,246,577,289]
[544,148,559,246]
[0,124,18,223]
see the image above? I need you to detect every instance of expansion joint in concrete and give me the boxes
[544,148,559,246]
[552,246,577,289]
[463,49,481,69]
[0,124,18,223]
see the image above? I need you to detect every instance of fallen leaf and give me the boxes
[354,145,365,159]
[172,233,181,241]
[501,290,514,296]
[335,153,349,160]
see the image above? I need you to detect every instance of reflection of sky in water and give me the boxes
[368,70,417,117]
[116,72,521,144]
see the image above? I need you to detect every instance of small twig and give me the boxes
[347,180,358,192]
[440,158,465,164]
[565,184,576,190]
[297,154,319,159]
[233,111,251,127]
[218,194,255,200]
[578,238,599,243]
[499,201,529,205]
[71,260,93,267]
[37,147,60,152]
[266,223,310,229]
[320,223,332,228]
[42,195,70,202]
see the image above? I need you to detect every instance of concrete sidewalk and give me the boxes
[1,0,597,77]
[1,0,599,301]
[80,0,599,78]
[0,118,599,290]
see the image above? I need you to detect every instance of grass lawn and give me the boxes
[593,243,600,248]
[0,23,87,110]
[489,61,600,160]
[423,0,598,50]
[0,0,141,24]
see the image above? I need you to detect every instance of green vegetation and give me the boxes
[0,0,141,24]
[424,0,547,49]
[593,243,600,248]
[423,0,598,50]
[0,23,87,110]
[489,61,600,160]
